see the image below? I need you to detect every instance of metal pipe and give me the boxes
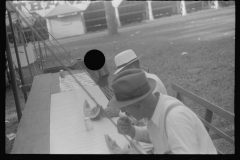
[31,30,42,74]
[8,10,27,102]
[38,39,44,70]
[32,22,44,71]
[44,40,48,58]
[6,28,22,122]
[18,23,33,83]
[32,30,39,59]
[36,20,45,61]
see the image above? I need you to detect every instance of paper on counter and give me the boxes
[59,72,97,92]
[50,89,129,154]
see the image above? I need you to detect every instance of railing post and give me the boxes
[176,92,186,105]
[204,109,213,132]
[18,23,33,83]
[6,28,22,122]
[8,10,28,102]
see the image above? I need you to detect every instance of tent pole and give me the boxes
[6,28,22,122]
[18,22,33,83]
[44,41,48,58]
[36,19,45,70]
[32,29,39,59]
[38,39,44,71]
[8,10,27,102]
[32,30,42,74]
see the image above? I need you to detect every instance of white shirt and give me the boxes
[119,72,167,117]
[133,93,217,154]
[144,72,167,95]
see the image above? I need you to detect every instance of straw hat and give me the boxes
[114,49,142,75]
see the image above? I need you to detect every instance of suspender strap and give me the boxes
[163,102,182,154]
[164,102,183,139]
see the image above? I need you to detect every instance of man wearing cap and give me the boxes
[109,68,217,154]
[105,49,167,118]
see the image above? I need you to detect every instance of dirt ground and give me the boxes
[5,6,235,154]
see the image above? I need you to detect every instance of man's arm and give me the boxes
[133,126,151,144]
[166,110,199,154]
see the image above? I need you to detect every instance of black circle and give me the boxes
[84,49,105,71]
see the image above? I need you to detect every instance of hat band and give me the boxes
[116,58,137,69]
[115,83,150,101]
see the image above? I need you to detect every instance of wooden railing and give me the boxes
[172,83,234,154]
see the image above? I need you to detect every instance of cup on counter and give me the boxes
[84,117,93,131]
[60,70,65,78]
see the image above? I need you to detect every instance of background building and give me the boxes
[118,1,147,26]
[83,1,107,33]
[44,4,85,40]
[7,1,235,42]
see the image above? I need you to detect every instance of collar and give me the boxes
[147,92,164,127]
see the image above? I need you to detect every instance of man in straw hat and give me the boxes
[105,49,167,118]
[109,68,217,154]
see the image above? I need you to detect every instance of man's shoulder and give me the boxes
[144,72,161,81]
[162,95,195,121]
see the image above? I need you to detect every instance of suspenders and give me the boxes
[164,102,182,139]
[154,92,182,139]
[163,102,181,154]
[153,92,183,154]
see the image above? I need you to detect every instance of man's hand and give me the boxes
[105,107,120,117]
[117,116,135,138]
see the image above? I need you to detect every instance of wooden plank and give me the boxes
[85,17,107,23]
[210,131,234,140]
[100,88,110,100]
[64,70,84,75]
[119,10,145,17]
[119,1,146,9]
[152,5,175,11]
[50,89,124,154]
[12,73,52,153]
[84,9,105,14]
[51,72,60,95]
[172,83,234,123]
[198,117,234,144]
[100,87,113,100]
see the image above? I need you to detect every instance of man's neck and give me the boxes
[142,94,160,120]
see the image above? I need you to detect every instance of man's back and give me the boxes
[164,95,217,154]
[144,72,167,95]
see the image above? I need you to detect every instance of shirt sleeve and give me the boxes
[119,111,126,117]
[156,79,168,95]
[133,126,152,143]
[166,110,199,154]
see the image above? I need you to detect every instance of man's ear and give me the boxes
[137,103,144,111]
